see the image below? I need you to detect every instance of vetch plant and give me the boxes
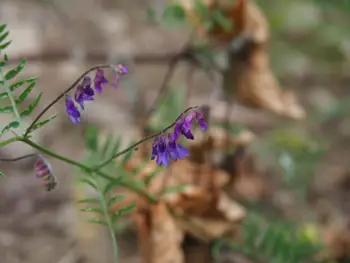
[0,23,208,263]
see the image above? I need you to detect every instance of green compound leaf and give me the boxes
[0,32,9,43]
[0,41,11,50]
[28,114,57,132]
[5,60,26,80]
[0,171,5,177]
[111,204,136,223]
[1,121,19,136]
[87,218,108,226]
[15,81,36,104]
[20,92,42,117]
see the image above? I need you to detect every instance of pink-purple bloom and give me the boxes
[151,134,170,166]
[65,95,81,125]
[74,76,94,110]
[94,68,108,94]
[167,133,189,161]
[151,109,208,166]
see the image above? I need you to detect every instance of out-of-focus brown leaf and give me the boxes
[133,202,185,263]
[169,186,246,242]
[221,145,270,201]
[321,218,350,260]
[179,0,306,119]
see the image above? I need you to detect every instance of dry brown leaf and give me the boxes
[178,0,305,119]
[169,186,246,241]
[133,202,185,263]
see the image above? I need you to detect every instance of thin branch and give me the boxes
[93,106,198,170]
[0,153,37,162]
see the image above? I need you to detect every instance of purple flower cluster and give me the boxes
[65,65,127,124]
[151,110,208,166]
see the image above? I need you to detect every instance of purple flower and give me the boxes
[65,95,81,124]
[94,68,108,94]
[174,116,195,140]
[174,110,208,140]
[74,76,94,110]
[115,64,128,74]
[151,134,170,166]
[167,133,189,161]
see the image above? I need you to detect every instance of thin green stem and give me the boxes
[19,137,157,202]
[95,175,119,263]
[93,106,198,170]
[0,68,23,134]
[24,64,112,136]
[0,136,21,147]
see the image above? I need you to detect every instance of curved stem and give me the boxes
[0,153,37,162]
[24,64,112,136]
[19,137,157,202]
[0,136,22,147]
[93,106,198,170]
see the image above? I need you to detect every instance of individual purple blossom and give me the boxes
[151,134,170,166]
[94,68,108,94]
[65,95,81,125]
[167,133,189,161]
[174,117,195,140]
[115,64,128,74]
[74,76,94,110]
[174,110,208,140]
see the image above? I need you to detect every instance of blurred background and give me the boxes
[1,0,350,263]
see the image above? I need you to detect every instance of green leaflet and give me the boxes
[85,125,98,152]
[0,77,37,99]
[5,60,26,80]
[0,171,5,177]
[80,207,104,215]
[1,121,19,136]
[77,198,100,204]
[0,24,6,34]
[79,178,97,190]
[87,218,108,226]
[20,92,42,117]
[27,114,57,132]
[0,41,11,50]
[111,204,136,223]
[107,195,124,207]
[15,81,36,104]
[101,132,114,158]
[103,176,126,195]
[0,32,9,43]
[0,105,13,113]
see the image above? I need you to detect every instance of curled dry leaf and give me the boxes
[133,202,185,263]
[169,186,246,242]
